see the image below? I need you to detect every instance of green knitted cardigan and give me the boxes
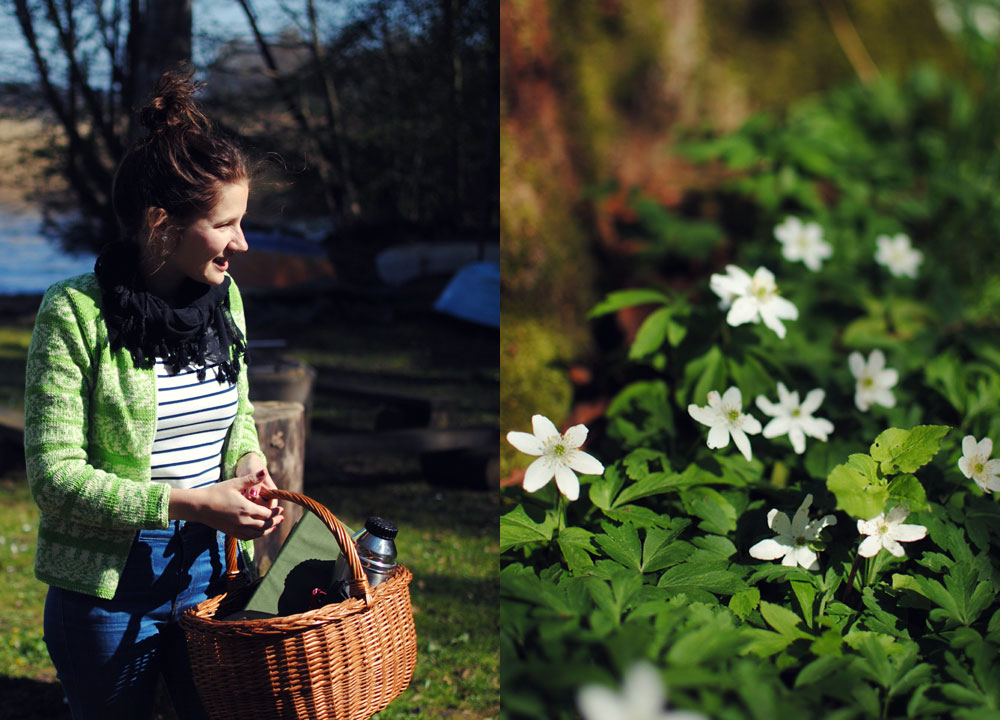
[24,272,261,599]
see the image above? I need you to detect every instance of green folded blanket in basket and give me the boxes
[237,511,355,618]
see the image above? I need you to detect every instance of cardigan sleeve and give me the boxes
[23,282,171,531]
[224,276,264,478]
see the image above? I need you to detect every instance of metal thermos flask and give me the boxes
[330,516,398,602]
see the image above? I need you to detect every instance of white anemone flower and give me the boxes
[578,663,706,720]
[687,387,762,462]
[774,217,832,271]
[848,350,898,412]
[748,494,837,571]
[857,506,927,558]
[875,233,923,278]
[958,435,1000,493]
[506,415,604,501]
[709,265,798,339]
[755,383,834,454]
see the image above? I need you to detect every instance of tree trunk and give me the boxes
[251,401,306,576]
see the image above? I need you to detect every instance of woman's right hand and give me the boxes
[168,471,285,540]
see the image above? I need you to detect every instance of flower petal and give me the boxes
[762,416,791,439]
[577,686,625,720]
[688,404,721,427]
[869,349,886,373]
[731,427,753,461]
[848,352,866,378]
[562,423,589,449]
[800,416,834,441]
[962,435,979,459]
[553,464,580,501]
[958,456,973,479]
[722,386,743,409]
[882,537,906,557]
[758,305,787,339]
[890,523,926,543]
[621,663,665,718]
[749,537,792,561]
[791,494,813,533]
[886,505,910,525]
[878,368,899,390]
[522,457,555,492]
[706,390,722,408]
[792,546,819,571]
[873,388,896,408]
[756,395,780,417]
[800,388,826,415]
[768,509,792,536]
[727,296,760,327]
[506,430,545,456]
[739,414,762,435]
[788,426,807,454]
[707,424,731,450]
[858,535,883,558]
[567,449,605,477]
[531,414,560,441]
[978,437,994,458]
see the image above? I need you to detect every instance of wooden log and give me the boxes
[251,401,305,576]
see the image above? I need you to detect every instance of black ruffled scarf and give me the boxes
[94,242,247,384]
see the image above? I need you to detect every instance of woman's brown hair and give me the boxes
[112,69,248,255]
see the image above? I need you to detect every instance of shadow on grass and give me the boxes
[0,675,68,720]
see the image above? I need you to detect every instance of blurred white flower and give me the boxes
[748,494,837,571]
[578,663,706,720]
[710,265,798,338]
[506,414,604,501]
[848,350,898,412]
[958,435,1000,492]
[688,387,762,462]
[875,233,922,278]
[756,383,834,454]
[857,506,927,558]
[774,217,832,271]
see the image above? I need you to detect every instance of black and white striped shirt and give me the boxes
[150,359,238,488]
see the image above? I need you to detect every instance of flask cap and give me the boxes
[364,515,398,540]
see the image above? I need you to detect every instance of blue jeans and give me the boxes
[44,521,232,720]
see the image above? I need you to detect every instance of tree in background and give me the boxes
[10,0,193,250]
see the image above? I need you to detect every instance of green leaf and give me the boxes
[869,425,950,475]
[641,523,690,573]
[622,448,670,480]
[594,522,643,572]
[556,527,597,574]
[606,380,676,452]
[629,307,674,359]
[759,600,809,639]
[790,579,817,629]
[887,473,929,512]
[728,587,761,621]
[587,288,670,319]
[657,560,749,596]
[590,464,626,511]
[676,344,727,408]
[614,472,690,508]
[500,505,557,552]
[741,629,796,658]
[681,487,738,535]
[827,453,889,520]
[795,656,847,688]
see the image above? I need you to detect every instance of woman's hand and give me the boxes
[235,453,280,511]
[169,470,284,540]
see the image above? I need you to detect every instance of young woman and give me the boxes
[23,70,283,718]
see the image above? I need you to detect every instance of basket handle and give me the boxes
[224,487,373,606]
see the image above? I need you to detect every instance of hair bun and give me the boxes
[138,69,211,135]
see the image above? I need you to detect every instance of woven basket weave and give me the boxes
[180,488,418,720]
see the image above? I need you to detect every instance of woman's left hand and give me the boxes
[235,453,279,510]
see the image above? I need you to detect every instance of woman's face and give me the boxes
[163,181,249,289]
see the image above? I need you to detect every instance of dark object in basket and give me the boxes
[180,488,417,720]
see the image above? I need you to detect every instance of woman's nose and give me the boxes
[230,225,248,253]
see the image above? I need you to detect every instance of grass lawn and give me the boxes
[0,285,499,720]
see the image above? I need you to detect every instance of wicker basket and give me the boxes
[180,488,418,720]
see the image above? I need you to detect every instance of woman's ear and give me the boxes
[145,207,170,240]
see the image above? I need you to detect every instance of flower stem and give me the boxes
[556,493,566,532]
[843,549,863,602]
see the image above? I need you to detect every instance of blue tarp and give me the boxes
[433,262,500,328]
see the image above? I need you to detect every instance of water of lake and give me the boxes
[0,203,96,295]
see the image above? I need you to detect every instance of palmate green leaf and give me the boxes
[594,521,642,572]
[827,453,888,520]
[601,504,678,529]
[676,344,727,408]
[794,655,848,688]
[641,522,691,573]
[613,472,690,507]
[790,579,817,629]
[500,505,557,552]
[500,564,590,617]
[741,628,796,658]
[606,380,675,452]
[589,463,626,511]
[587,288,671,319]
[556,527,597,574]
[869,425,950,475]
[622,448,670,480]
